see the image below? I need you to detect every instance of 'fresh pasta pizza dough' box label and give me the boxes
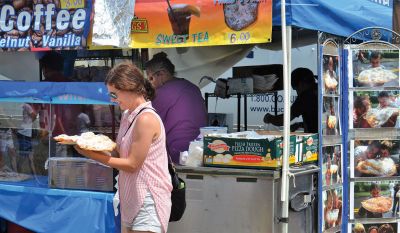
[203,131,318,169]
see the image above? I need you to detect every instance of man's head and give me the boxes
[366,141,381,159]
[378,91,391,108]
[291,68,315,94]
[145,52,175,89]
[370,51,382,68]
[40,52,64,81]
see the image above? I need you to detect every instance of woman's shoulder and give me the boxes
[136,110,159,125]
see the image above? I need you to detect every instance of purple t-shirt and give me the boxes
[152,78,207,163]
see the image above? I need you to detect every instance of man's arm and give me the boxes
[263,113,283,126]
[263,95,302,126]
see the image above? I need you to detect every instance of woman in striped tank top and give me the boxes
[74,62,172,233]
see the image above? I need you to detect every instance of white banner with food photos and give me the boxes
[350,181,400,220]
[349,90,400,129]
[348,49,399,88]
[350,140,400,178]
[322,187,343,232]
[348,222,399,233]
[322,145,343,187]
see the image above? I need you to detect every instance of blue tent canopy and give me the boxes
[0,0,394,103]
[273,0,393,37]
[0,81,111,105]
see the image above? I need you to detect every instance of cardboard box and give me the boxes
[203,131,318,169]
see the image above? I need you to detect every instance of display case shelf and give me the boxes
[322,183,345,191]
[347,218,399,224]
[350,177,400,182]
[349,129,400,140]
[321,136,343,146]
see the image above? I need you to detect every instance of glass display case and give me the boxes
[0,98,120,191]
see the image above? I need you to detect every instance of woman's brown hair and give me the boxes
[105,61,155,101]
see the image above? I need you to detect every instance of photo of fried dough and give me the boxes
[356,158,397,177]
[223,1,259,31]
[361,196,392,213]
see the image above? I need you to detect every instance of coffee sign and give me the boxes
[0,1,91,51]
[130,0,272,48]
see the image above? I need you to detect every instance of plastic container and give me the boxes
[48,157,113,192]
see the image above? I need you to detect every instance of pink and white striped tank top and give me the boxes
[117,101,172,233]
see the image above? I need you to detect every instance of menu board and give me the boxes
[0,0,92,51]
[130,0,272,48]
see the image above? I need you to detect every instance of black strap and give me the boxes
[122,107,154,137]
[123,107,176,170]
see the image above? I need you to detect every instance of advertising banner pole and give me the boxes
[280,0,291,232]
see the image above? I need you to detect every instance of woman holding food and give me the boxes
[74,62,172,233]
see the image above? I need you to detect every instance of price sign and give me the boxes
[60,0,85,9]
[227,32,251,44]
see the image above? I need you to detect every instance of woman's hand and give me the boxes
[73,145,111,159]
[73,145,93,158]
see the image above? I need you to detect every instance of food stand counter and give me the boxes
[169,165,318,233]
[0,176,115,233]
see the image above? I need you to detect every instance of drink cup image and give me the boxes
[167,4,200,39]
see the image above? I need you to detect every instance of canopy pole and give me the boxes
[280,0,291,232]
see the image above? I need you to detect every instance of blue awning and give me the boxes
[272,0,393,37]
[0,81,112,105]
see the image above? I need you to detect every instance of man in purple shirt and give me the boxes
[146,52,207,163]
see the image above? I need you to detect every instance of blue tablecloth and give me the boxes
[0,176,116,233]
